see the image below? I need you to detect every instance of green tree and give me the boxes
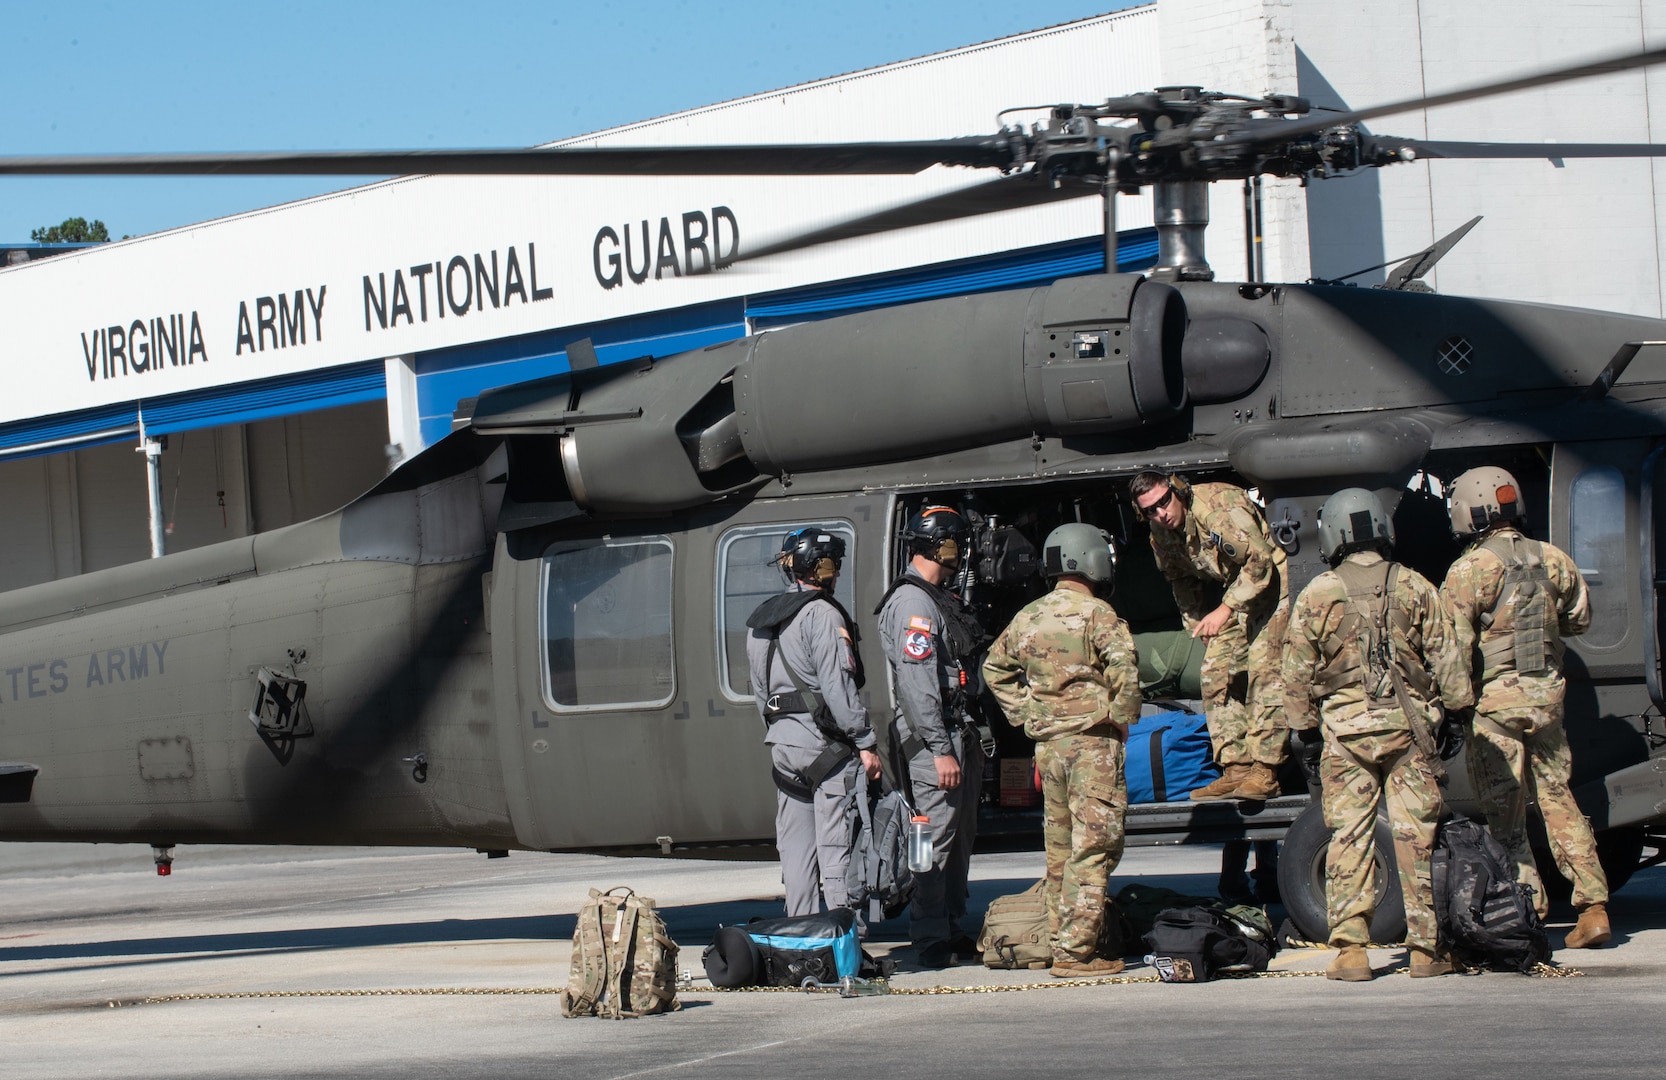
[30,217,110,243]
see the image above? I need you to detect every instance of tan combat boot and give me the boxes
[1565,903,1611,949]
[1050,956,1125,979]
[1232,762,1281,802]
[1325,944,1374,982]
[1189,763,1250,801]
[1407,946,1454,978]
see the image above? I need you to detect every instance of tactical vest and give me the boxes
[746,589,862,798]
[1315,559,1435,712]
[873,573,988,760]
[1473,532,1556,677]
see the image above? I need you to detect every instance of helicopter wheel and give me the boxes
[1276,802,1408,945]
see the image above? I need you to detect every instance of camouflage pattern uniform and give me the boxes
[1150,482,1290,766]
[1283,552,1474,952]
[1441,526,1605,915]
[984,584,1141,962]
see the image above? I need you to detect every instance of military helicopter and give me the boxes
[4,43,1666,945]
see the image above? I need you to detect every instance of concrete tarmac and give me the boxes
[2,839,1662,1079]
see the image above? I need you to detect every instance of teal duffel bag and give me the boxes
[1125,710,1218,804]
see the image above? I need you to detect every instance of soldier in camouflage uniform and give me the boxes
[1130,472,1289,800]
[1440,466,1610,949]
[984,523,1140,978]
[1284,488,1474,981]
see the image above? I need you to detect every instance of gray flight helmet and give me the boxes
[1317,487,1396,564]
[1042,522,1117,585]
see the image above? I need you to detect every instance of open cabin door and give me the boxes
[1643,446,1666,713]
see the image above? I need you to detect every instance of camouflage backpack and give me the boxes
[977,880,1132,969]
[561,886,682,1019]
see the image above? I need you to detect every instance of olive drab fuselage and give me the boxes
[0,273,1663,871]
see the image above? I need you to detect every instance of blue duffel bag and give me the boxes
[703,908,864,988]
[1125,710,1219,804]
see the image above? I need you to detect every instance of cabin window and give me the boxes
[1569,465,1628,649]
[717,522,855,703]
[541,535,675,711]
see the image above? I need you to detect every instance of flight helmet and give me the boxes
[1042,523,1117,586]
[903,505,969,568]
[1317,487,1396,565]
[779,528,845,589]
[1448,466,1526,537]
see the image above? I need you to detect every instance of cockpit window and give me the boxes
[541,536,674,711]
[1569,465,1627,649]
[716,522,855,702]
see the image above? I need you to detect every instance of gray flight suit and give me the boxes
[878,567,985,951]
[748,586,875,916]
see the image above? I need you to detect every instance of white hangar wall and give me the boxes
[1163,0,1666,315]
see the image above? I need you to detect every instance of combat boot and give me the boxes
[1407,946,1454,978]
[1050,956,1125,979]
[1189,764,1250,801]
[1565,903,1611,949]
[1231,763,1281,802]
[1325,944,1373,982]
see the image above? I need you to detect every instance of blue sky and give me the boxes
[3,2,1137,241]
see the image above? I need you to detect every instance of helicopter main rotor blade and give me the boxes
[1229,44,1666,147]
[0,139,1012,178]
[1390,138,1666,160]
[718,172,1101,267]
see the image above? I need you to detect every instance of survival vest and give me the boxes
[746,589,864,800]
[1473,531,1558,677]
[1317,559,1444,772]
[873,572,988,761]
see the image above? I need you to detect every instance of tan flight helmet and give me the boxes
[1316,488,1395,565]
[1448,466,1526,537]
[1042,522,1117,587]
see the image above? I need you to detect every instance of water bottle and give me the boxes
[906,815,934,872]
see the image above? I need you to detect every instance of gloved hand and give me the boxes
[1291,728,1324,787]
[1437,708,1472,761]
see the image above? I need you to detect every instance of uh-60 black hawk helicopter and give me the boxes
[5,45,1666,944]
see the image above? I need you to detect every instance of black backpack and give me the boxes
[1142,904,1277,982]
[1432,815,1549,972]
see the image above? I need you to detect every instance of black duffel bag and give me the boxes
[1142,904,1276,982]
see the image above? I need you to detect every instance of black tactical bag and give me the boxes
[1432,815,1549,972]
[702,908,894,988]
[1142,904,1276,982]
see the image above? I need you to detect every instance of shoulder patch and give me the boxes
[902,629,934,661]
[1208,530,1238,559]
[909,615,934,632]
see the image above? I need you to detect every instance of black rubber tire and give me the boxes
[1531,825,1645,905]
[1276,802,1408,944]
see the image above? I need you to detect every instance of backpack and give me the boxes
[844,773,916,923]
[703,908,862,988]
[1432,815,1549,972]
[1114,883,1221,939]
[1142,904,1277,982]
[1125,709,1220,803]
[702,908,896,988]
[560,887,681,1018]
[976,880,1133,969]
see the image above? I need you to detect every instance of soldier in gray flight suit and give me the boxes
[876,506,989,968]
[747,529,884,917]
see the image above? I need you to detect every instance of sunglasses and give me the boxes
[1138,488,1175,514]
